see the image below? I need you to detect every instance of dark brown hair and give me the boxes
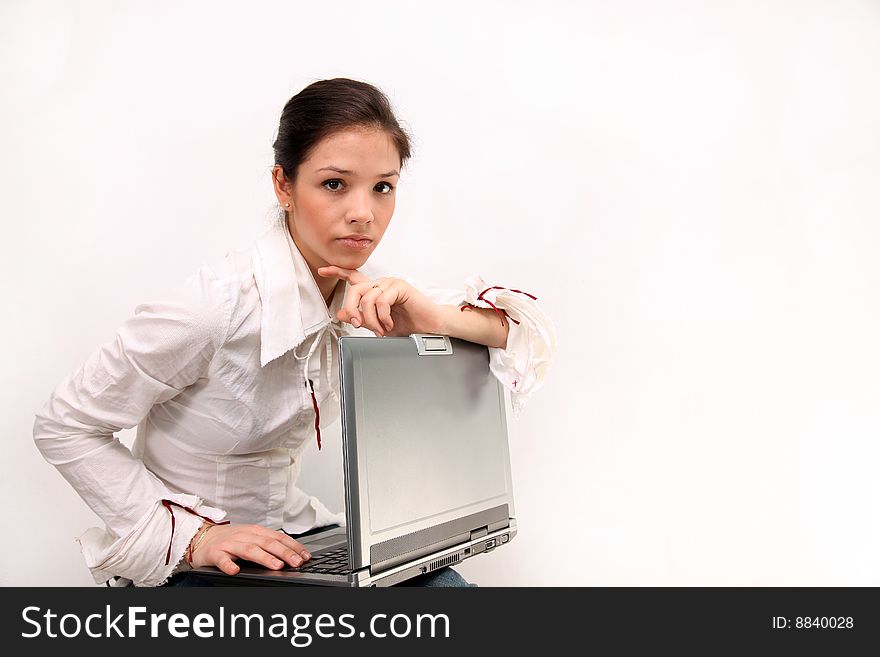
[272,78,412,220]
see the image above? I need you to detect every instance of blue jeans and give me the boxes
[395,566,475,587]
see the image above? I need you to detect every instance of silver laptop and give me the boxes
[193,334,516,586]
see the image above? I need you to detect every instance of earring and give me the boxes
[285,202,290,207]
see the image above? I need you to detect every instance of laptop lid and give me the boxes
[339,334,516,575]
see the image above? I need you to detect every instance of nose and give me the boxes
[344,188,374,225]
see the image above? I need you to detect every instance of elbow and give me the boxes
[32,386,121,466]
[33,411,57,462]
[32,406,84,466]
[33,412,117,466]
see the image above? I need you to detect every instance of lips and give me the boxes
[336,237,373,250]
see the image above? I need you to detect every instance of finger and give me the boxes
[352,279,393,331]
[235,542,287,570]
[375,287,395,333]
[250,526,312,562]
[369,279,396,333]
[259,538,304,568]
[215,554,240,576]
[336,307,357,327]
[317,266,369,286]
[342,286,365,327]
[273,532,312,561]
[359,287,385,336]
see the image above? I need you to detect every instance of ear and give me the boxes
[271,165,292,208]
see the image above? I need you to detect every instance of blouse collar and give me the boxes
[251,221,348,367]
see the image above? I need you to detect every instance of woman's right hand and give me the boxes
[188,523,312,575]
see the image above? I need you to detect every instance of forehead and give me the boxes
[304,128,400,173]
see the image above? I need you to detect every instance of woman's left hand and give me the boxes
[317,266,445,337]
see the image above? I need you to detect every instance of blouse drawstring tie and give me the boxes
[293,321,346,451]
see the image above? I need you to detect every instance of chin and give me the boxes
[324,258,367,272]
[338,253,371,267]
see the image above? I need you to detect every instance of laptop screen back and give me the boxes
[339,336,515,570]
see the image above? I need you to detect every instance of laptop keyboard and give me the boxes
[291,546,351,575]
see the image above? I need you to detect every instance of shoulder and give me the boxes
[202,240,259,302]
[148,233,264,347]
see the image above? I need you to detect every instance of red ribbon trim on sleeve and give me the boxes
[161,499,230,566]
[460,302,520,326]
[460,286,538,326]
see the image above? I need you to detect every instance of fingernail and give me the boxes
[352,318,361,327]
[274,559,284,568]
[302,552,311,560]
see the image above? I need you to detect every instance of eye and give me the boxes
[375,182,395,194]
[322,179,344,191]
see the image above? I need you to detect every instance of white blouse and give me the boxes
[33,221,557,586]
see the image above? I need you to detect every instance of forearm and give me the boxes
[436,304,509,349]
[33,421,172,537]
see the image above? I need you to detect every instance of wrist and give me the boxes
[186,521,214,565]
[434,304,454,335]
[437,304,509,349]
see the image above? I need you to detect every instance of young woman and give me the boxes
[33,78,557,587]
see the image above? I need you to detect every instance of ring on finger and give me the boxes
[358,283,383,313]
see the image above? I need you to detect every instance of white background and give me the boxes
[2,0,879,586]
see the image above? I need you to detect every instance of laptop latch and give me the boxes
[469,526,489,541]
[411,334,454,355]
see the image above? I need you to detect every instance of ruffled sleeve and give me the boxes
[457,274,557,418]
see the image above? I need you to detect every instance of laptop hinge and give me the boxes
[469,526,489,541]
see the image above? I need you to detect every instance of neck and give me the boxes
[285,221,339,308]
[322,279,339,308]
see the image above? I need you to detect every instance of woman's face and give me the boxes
[273,127,401,280]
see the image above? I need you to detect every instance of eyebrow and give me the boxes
[314,166,400,178]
